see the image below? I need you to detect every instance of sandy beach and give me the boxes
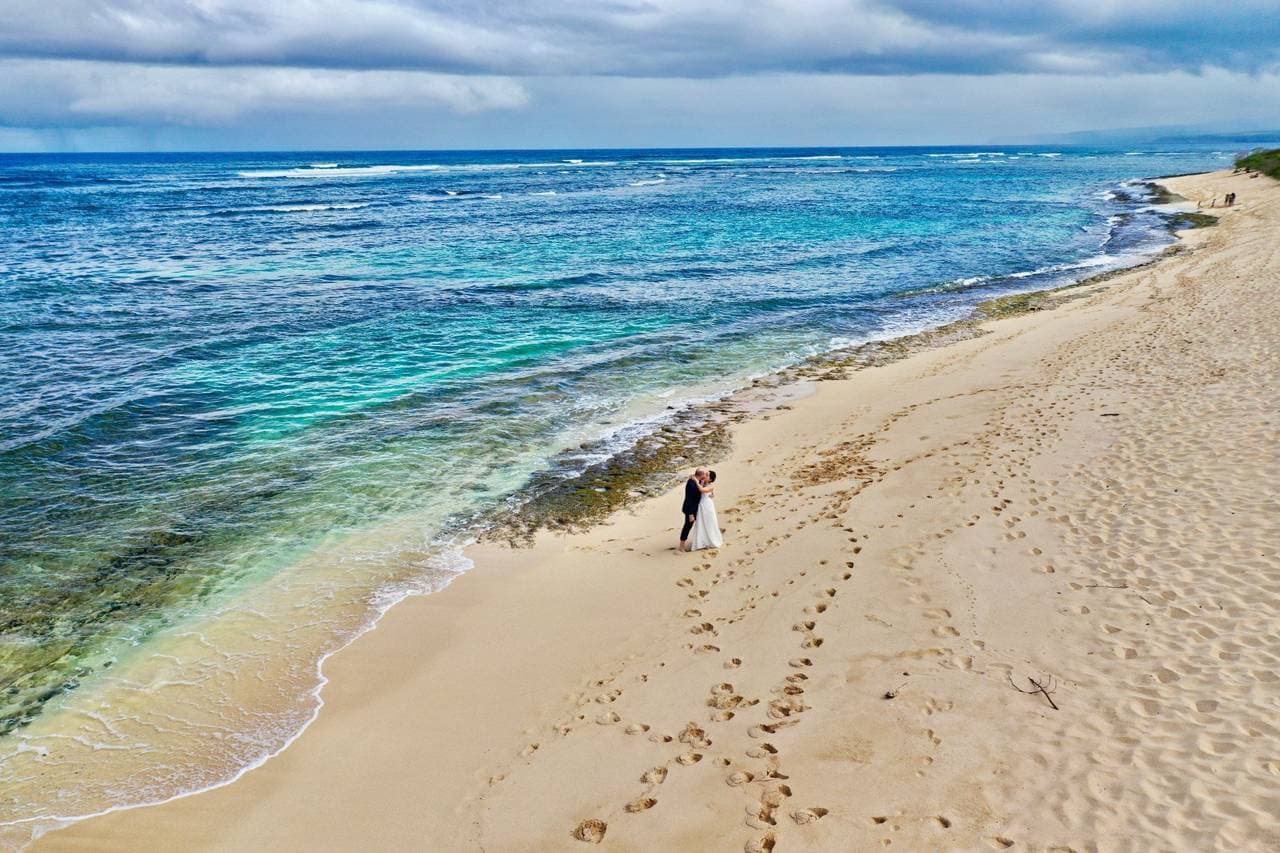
[38,169,1279,851]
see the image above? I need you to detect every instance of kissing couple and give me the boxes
[678,467,724,552]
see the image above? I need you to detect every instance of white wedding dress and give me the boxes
[691,492,724,550]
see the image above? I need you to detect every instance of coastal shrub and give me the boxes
[1235,148,1280,180]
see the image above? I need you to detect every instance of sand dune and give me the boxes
[38,170,1279,852]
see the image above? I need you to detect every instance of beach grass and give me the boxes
[1236,147,1280,180]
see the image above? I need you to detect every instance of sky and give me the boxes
[2,1,1279,152]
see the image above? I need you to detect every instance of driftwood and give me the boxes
[1007,673,1060,710]
[882,681,908,700]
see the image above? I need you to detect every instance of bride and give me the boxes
[691,470,724,550]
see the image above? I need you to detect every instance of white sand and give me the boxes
[38,170,1280,852]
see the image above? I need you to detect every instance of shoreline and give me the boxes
[0,173,1194,842]
[24,168,1280,851]
[478,181,1197,545]
[0,174,1209,839]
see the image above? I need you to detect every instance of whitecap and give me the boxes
[461,160,617,170]
[209,202,371,215]
[655,155,840,165]
[238,165,442,178]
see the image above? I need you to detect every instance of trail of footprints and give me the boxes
[548,349,1129,847]
[559,391,1018,847]
[582,554,856,850]
[559,243,1275,849]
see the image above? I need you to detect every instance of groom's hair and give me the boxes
[708,470,717,483]
[694,467,708,477]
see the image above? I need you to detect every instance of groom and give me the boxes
[679,468,708,552]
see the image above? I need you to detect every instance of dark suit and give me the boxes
[680,478,701,542]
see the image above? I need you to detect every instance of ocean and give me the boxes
[0,145,1236,834]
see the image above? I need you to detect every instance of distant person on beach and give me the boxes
[690,470,724,551]
[678,468,708,552]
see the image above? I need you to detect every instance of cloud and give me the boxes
[0,60,528,127]
[2,1,1277,78]
[9,66,1279,153]
[2,2,1278,148]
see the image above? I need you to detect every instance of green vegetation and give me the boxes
[484,413,734,545]
[1143,181,1185,205]
[1165,211,1218,230]
[978,290,1054,318]
[1235,148,1280,180]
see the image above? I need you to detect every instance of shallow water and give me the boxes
[0,145,1235,832]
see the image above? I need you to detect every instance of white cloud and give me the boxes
[0,60,528,127]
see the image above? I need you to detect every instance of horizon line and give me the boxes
[2,138,1277,157]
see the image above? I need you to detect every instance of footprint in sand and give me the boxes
[749,720,798,738]
[679,722,713,749]
[708,686,744,710]
[641,766,668,785]
[572,819,607,843]
[625,797,657,813]
[791,807,830,824]
[768,698,808,719]
[754,783,791,820]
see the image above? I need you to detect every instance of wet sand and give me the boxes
[38,170,1280,851]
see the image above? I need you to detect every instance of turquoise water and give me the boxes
[0,146,1234,736]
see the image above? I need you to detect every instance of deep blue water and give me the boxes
[0,145,1234,732]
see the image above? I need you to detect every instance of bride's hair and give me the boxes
[708,470,717,483]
